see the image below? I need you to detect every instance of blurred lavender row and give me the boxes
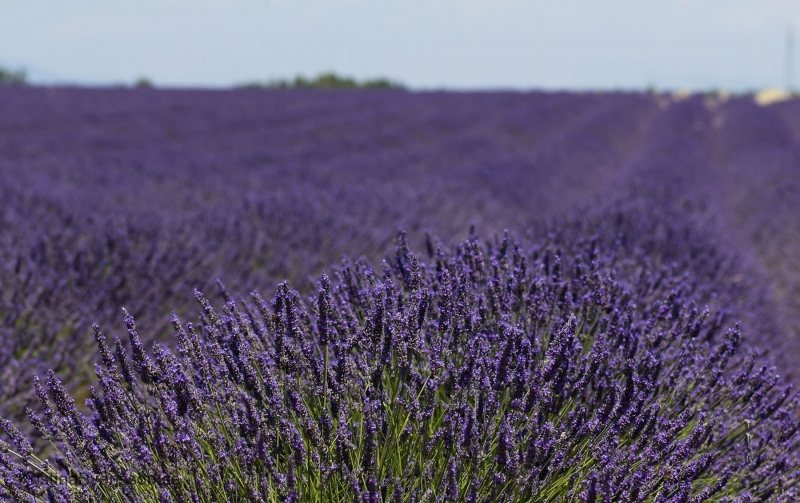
[0,87,797,421]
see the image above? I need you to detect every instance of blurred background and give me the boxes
[1,0,799,93]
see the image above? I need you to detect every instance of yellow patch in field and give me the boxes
[671,89,693,101]
[754,88,792,106]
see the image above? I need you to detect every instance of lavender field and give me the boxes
[1,87,799,501]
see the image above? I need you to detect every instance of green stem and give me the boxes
[323,344,329,412]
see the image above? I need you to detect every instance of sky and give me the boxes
[1,0,800,91]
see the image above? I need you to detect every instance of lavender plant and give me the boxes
[1,233,797,502]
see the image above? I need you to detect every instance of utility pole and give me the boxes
[788,26,794,92]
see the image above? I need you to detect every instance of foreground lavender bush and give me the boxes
[1,232,798,502]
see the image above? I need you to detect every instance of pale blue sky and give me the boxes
[2,0,799,91]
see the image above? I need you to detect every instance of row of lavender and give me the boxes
[0,88,798,500]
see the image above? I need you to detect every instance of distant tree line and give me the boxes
[134,77,154,89]
[238,71,405,90]
[0,67,27,86]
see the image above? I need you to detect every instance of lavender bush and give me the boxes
[1,233,797,502]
